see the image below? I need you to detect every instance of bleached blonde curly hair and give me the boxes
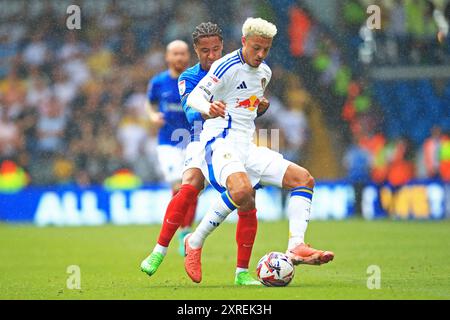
[242,17,277,38]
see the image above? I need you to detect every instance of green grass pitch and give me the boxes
[1,219,449,300]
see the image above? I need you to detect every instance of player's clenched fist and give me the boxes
[257,97,270,116]
[208,101,226,118]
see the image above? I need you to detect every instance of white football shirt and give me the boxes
[193,48,272,143]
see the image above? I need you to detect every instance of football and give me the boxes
[256,252,295,287]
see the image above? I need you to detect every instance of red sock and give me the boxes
[157,184,200,247]
[181,196,198,229]
[236,209,257,269]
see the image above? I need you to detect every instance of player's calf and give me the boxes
[281,163,321,256]
[157,184,200,247]
[236,208,257,270]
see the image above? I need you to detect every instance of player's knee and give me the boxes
[182,169,204,191]
[229,184,254,207]
[304,171,315,189]
[226,172,254,207]
[285,165,315,189]
[297,169,314,189]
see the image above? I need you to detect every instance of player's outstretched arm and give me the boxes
[181,95,204,123]
[186,86,226,118]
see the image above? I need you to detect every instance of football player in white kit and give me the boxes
[141,23,270,286]
[183,17,335,283]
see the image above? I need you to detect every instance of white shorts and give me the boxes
[199,137,291,192]
[182,141,205,173]
[156,145,186,184]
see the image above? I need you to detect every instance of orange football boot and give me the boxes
[184,234,202,283]
[287,243,334,266]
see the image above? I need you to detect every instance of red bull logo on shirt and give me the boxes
[236,95,260,112]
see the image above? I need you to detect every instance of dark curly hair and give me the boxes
[192,22,223,45]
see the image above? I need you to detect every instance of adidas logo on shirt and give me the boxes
[236,81,247,89]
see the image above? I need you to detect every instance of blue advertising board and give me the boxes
[0,181,448,226]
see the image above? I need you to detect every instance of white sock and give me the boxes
[287,187,313,250]
[152,244,168,256]
[236,267,248,274]
[189,191,238,249]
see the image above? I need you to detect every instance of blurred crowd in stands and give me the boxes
[281,0,450,184]
[340,0,450,184]
[0,0,448,191]
[343,127,450,187]
[342,0,450,66]
[0,0,309,189]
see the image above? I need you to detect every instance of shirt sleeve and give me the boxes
[183,103,204,124]
[179,74,203,124]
